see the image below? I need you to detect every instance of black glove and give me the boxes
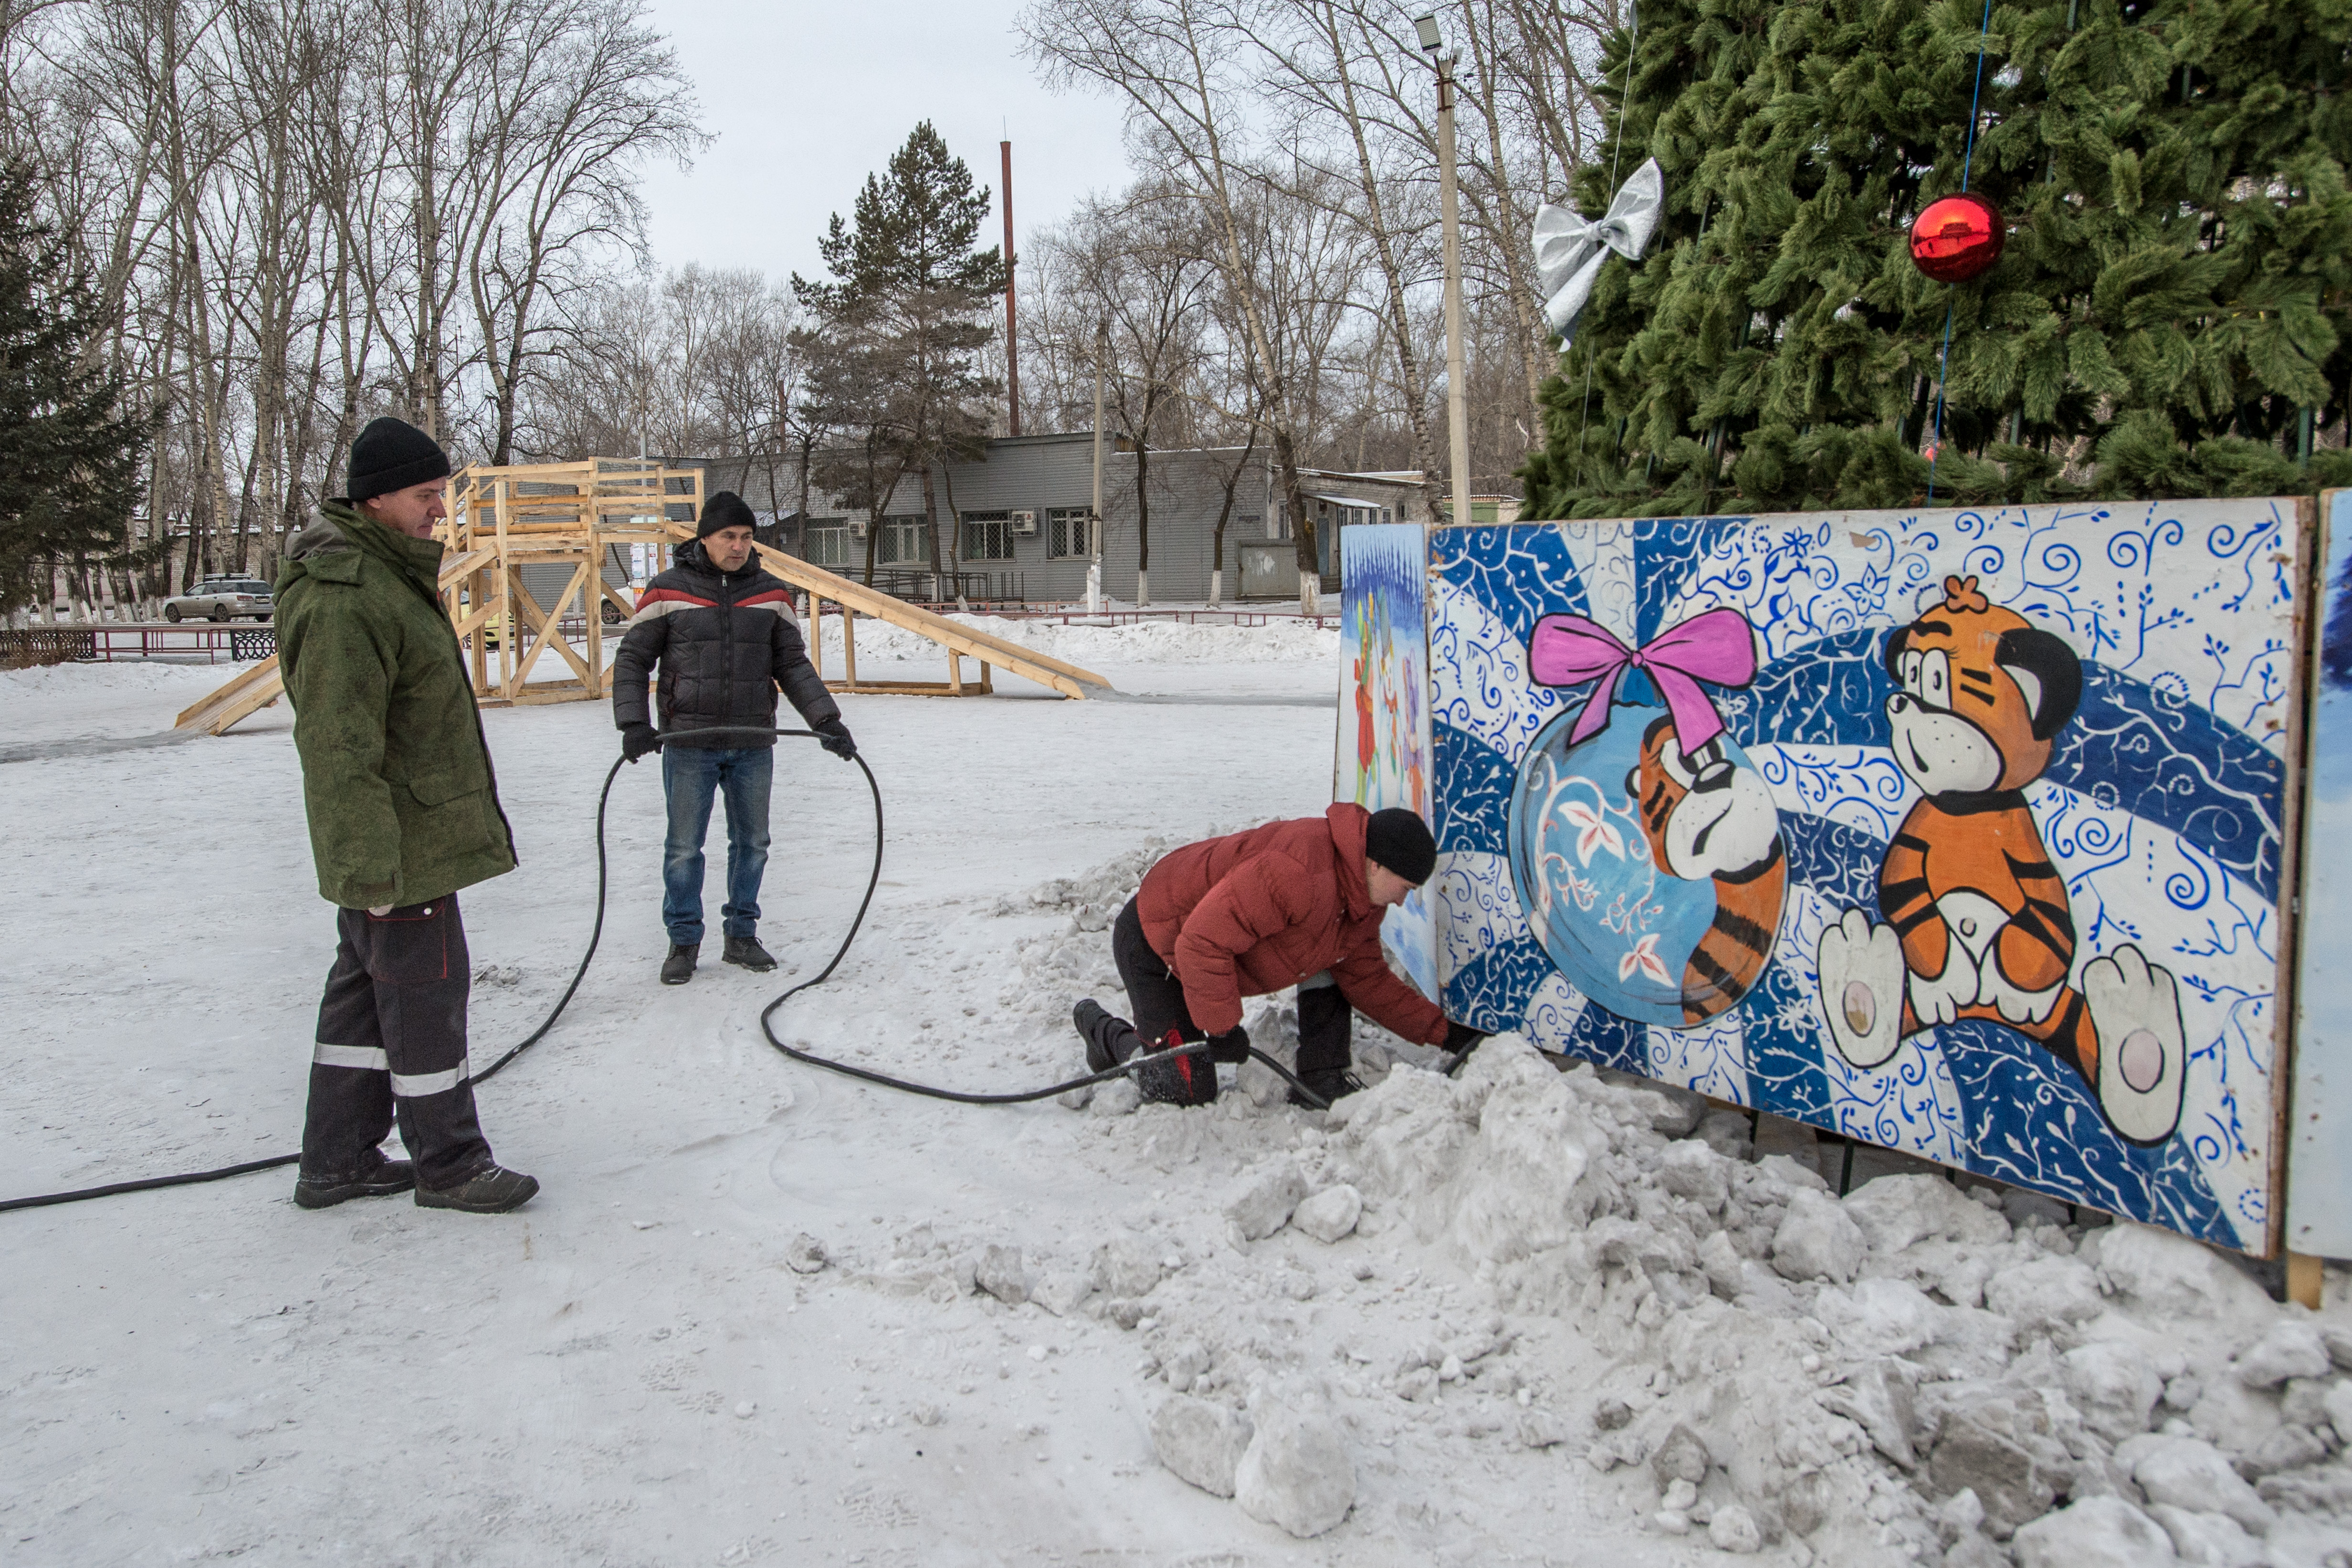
[1441,1020,1490,1078]
[815,716,857,760]
[620,723,662,763]
[1207,1025,1251,1064]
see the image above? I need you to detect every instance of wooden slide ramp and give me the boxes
[667,525,1113,701]
[172,548,500,737]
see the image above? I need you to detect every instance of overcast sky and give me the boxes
[634,0,1135,284]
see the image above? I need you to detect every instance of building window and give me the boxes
[962,511,1015,561]
[1049,507,1093,559]
[804,521,851,566]
[878,516,931,566]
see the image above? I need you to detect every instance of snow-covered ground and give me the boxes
[4,632,2352,1567]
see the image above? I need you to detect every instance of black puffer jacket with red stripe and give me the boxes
[612,541,840,747]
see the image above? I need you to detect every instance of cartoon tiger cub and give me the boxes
[1816,575,2188,1145]
[1626,716,1787,1026]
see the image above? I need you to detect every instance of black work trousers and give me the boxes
[1107,897,1351,1102]
[301,895,494,1190]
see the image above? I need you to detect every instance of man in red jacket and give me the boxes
[1074,805,1484,1106]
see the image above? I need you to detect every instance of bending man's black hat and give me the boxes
[1365,807,1438,885]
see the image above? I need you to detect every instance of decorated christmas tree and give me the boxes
[1520,0,2352,518]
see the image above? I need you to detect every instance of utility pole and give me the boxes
[1088,320,1106,615]
[1001,139,1020,437]
[1420,15,1474,528]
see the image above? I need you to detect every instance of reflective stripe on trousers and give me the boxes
[312,1040,473,1096]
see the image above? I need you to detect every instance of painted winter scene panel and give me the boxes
[2291,489,2352,1258]
[1428,503,2304,1254]
[1337,522,1439,1002]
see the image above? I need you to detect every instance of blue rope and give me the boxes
[1959,0,1994,192]
[1927,0,1997,503]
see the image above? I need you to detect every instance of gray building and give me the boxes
[689,432,1428,604]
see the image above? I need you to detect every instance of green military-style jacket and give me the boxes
[274,499,518,909]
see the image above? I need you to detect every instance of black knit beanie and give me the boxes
[1365,808,1438,885]
[698,491,757,538]
[346,417,451,503]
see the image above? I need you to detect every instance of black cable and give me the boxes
[1,723,1290,1213]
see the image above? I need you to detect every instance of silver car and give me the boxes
[164,577,274,622]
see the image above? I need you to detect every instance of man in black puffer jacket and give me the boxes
[614,492,856,984]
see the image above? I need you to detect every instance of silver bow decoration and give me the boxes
[1532,158,1666,344]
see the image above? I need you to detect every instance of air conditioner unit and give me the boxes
[1009,509,1037,537]
[849,517,868,539]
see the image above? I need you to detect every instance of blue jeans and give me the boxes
[661,745,773,946]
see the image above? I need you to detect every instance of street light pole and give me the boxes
[1088,319,1106,616]
[1420,15,1474,528]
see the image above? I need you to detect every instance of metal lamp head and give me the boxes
[1414,13,1442,51]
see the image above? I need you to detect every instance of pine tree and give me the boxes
[0,158,152,617]
[792,123,1007,589]
[1521,0,2352,518]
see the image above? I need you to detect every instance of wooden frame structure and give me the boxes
[176,457,1112,735]
[445,459,701,707]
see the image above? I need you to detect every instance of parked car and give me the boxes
[164,577,273,622]
[600,582,645,625]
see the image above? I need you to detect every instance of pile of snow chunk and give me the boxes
[1314,1033,2352,1564]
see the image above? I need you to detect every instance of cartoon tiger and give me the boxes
[1815,575,2188,1146]
[1625,715,1787,1026]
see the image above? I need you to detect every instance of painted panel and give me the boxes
[1337,524,1438,1001]
[2291,491,2351,1257]
[1429,503,2303,1253]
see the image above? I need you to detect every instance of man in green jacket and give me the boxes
[273,416,537,1215]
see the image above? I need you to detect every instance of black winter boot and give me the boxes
[1073,998,1132,1073]
[1287,1067,1365,1110]
[723,934,777,972]
[293,1148,415,1210]
[416,1164,539,1213]
[661,943,699,985]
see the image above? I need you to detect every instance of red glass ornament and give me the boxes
[1909,192,2005,283]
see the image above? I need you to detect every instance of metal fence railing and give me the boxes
[2,625,278,664]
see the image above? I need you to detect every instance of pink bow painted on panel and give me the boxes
[1527,607,1758,753]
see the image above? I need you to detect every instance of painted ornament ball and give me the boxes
[1909,192,2005,284]
[1506,702,1787,1031]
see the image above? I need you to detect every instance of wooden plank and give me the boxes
[2289,1252,2324,1309]
[822,679,988,697]
[451,600,501,641]
[198,677,284,733]
[502,681,603,707]
[661,524,1111,697]
[438,548,496,586]
[843,601,858,686]
[175,654,285,733]
[585,521,604,699]
[174,656,282,728]
[494,479,514,694]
